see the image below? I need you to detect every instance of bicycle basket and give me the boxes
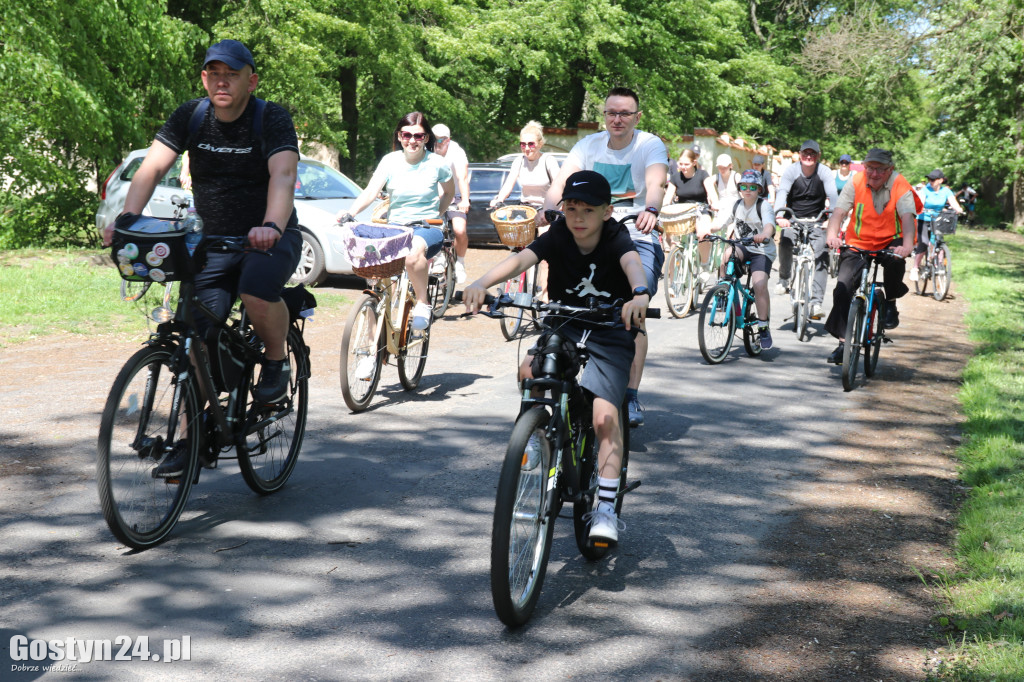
[342,223,413,278]
[933,210,958,235]
[660,203,698,235]
[490,205,537,248]
[111,217,193,282]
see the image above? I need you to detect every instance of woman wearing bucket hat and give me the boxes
[911,169,963,281]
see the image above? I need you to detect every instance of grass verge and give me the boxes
[0,248,353,347]
[927,229,1024,680]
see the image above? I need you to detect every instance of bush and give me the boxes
[0,186,99,249]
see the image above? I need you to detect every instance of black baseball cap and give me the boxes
[561,170,612,206]
[863,148,893,166]
[204,39,255,71]
[800,140,821,154]
[926,169,945,180]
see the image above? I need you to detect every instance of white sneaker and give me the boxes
[909,267,919,282]
[429,257,446,275]
[584,501,625,544]
[455,260,467,284]
[354,356,376,381]
[523,434,541,470]
[810,302,823,320]
[411,302,433,330]
[774,279,790,295]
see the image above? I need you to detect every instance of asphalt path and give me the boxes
[1,255,859,680]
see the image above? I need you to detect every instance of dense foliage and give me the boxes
[0,0,1021,248]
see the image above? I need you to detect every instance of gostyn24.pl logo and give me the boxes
[9,635,191,667]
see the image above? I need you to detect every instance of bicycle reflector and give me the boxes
[151,305,174,323]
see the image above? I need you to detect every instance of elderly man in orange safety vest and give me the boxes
[822,148,922,365]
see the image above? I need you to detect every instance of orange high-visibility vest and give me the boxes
[849,172,922,251]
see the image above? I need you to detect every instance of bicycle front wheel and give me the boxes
[340,293,383,412]
[398,296,432,390]
[914,258,929,296]
[237,326,309,494]
[933,244,952,301]
[864,294,885,378]
[429,250,456,319]
[97,345,200,549]
[490,406,556,628]
[664,246,695,318]
[499,270,529,339]
[796,259,813,341]
[698,283,736,364]
[842,297,865,391]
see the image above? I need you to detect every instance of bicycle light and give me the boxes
[151,305,174,323]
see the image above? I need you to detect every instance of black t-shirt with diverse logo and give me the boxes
[527,217,637,308]
[156,96,299,236]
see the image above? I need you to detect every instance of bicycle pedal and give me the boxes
[883,336,894,344]
[617,480,642,497]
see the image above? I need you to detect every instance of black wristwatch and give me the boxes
[262,221,283,235]
[632,286,651,298]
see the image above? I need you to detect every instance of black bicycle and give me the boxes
[464,292,660,627]
[98,235,313,549]
[840,245,897,391]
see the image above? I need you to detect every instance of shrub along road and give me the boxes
[0,246,965,680]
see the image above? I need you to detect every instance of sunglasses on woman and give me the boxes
[519,141,537,149]
[739,184,760,192]
[399,131,427,142]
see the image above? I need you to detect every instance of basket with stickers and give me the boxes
[660,203,700,235]
[110,216,194,283]
[341,223,414,278]
[490,205,538,248]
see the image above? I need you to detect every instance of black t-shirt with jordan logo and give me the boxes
[527,217,637,308]
[156,96,300,236]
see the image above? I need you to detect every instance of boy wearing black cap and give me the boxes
[464,170,650,544]
[102,39,302,478]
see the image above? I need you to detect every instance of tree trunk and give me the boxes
[338,61,358,176]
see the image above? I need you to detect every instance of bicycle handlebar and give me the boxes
[839,244,904,265]
[454,291,661,321]
[775,208,832,224]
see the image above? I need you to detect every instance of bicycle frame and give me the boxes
[709,258,756,329]
[363,271,416,359]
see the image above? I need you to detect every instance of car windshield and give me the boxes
[295,161,360,199]
[470,170,508,194]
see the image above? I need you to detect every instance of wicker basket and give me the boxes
[490,205,538,248]
[660,203,700,235]
[352,257,406,279]
[371,199,389,225]
[342,223,413,279]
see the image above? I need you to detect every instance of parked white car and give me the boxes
[96,150,377,284]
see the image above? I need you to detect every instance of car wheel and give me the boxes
[290,229,326,286]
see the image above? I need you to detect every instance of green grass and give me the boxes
[927,229,1024,680]
[0,248,353,347]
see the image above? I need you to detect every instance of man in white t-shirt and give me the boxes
[544,87,668,428]
[432,124,472,282]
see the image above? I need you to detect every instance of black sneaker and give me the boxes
[827,343,844,364]
[253,357,291,404]
[884,302,900,329]
[153,441,190,478]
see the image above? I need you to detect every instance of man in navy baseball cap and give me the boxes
[560,170,612,206]
[204,39,255,71]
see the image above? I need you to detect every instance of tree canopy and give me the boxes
[1,0,1021,246]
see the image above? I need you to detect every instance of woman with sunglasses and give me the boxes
[490,121,561,209]
[339,112,456,330]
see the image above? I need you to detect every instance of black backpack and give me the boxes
[186,97,268,157]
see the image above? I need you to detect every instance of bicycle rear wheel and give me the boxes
[491,406,556,628]
[933,244,952,301]
[340,293,384,412]
[864,294,885,378]
[97,345,200,549]
[842,297,865,391]
[499,270,529,339]
[238,326,309,494]
[743,305,763,357]
[698,283,736,364]
[664,246,695,318]
[398,295,432,390]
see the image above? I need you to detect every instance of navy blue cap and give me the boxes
[561,170,612,206]
[800,140,821,154]
[204,39,255,71]
[839,154,852,163]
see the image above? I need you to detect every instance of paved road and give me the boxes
[1,253,859,680]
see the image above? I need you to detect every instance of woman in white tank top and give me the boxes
[491,121,561,209]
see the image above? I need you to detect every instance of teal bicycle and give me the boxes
[697,235,763,364]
